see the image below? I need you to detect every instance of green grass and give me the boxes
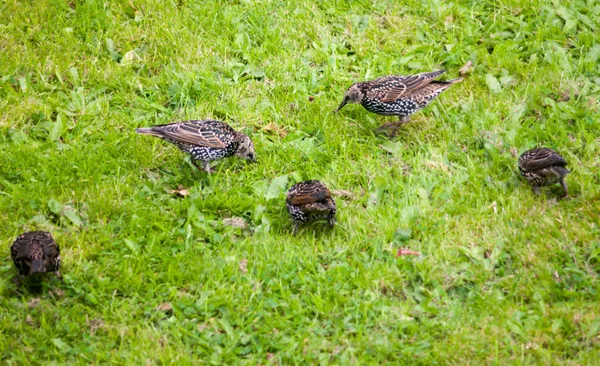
[1,0,600,363]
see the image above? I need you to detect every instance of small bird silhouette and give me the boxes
[336,70,462,136]
[518,148,570,196]
[11,231,61,279]
[286,180,336,235]
[136,120,255,173]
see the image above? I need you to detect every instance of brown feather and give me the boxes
[156,122,228,148]
[519,148,567,172]
[372,70,447,103]
[287,181,332,205]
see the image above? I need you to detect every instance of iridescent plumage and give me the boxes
[336,70,462,136]
[518,148,569,196]
[11,231,61,278]
[286,180,336,235]
[136,120,255,173]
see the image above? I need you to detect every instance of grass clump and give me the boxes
[1,0,599,363]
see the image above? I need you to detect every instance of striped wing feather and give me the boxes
[368,70,447,103]
[287,181,332,205]
[153,120,233,148]
[519,148,567,172]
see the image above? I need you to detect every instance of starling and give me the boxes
[286,180,336,235]
[136,120,256,173]
[11,231,61,279]
[335,70,463,136]
[518,148,570,196]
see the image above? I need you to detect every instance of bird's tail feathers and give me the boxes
[30,258,45,274]
[135,127,163,137]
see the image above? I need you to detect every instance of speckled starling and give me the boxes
[136,120,256,173]
[286,180,336,235]
[336,70,462,135]
[518,148,570,196]
[11,231,61,278]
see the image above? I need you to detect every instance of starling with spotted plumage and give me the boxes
[136,120,256,173]
[286,180,336,235]
[336,70,462,136]
[518,148,570,196]
[11,231,61,279]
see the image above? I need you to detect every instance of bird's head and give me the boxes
[335,83,365,112]
[235,134,256,163]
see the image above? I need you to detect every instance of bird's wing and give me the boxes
[367,70,447,103]
[302,198,336,212]
[287,181,332,205]
[154,120,232,148]
[520,148,567,171]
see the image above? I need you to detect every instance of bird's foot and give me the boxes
[375,122,401,137]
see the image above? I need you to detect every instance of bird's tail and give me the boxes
[30,258,45,274]
[135,127,163,137]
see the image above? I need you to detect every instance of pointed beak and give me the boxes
[335,97,348,113]
[249,154,256,163]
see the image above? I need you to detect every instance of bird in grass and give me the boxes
[518,148,570,196]
[11,231,61,279]
[136,120,256,173]
[286,180,336,235]
[335,70,463,136]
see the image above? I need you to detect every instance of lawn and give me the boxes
[1,0,600,364]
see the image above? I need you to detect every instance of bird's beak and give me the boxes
[335,97,348,112]
[249,155,256,163]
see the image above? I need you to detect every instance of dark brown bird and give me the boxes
[286,180,336,235]
[518,148,570,196]
[336,70,462,136]
[136,120,256,173]
[11,231,61,279]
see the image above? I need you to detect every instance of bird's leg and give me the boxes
[55,271,63,281]
[376,121,399,131]
[328,215,336,228]
[376,116,411,137]
[560,178,568,197]
[293,223,299,236]
[532,186,541,195]
[192,160,203,171]
[193,160,214,174]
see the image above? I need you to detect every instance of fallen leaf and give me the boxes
[28,298,41,309]
[170,185,189,197]
[459,60,473,76]
[121,50,141,64]
[222,217,248,230]
[488,201,497,214]
[510,147,518,158]
[308,96,315,102]
[262,123,288,138]
[25,315,35,326]
[88,318,105,335]
[239,259,248,273]
[51,289,65,298]
[397,248,421,257]
[157,302,173,315]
